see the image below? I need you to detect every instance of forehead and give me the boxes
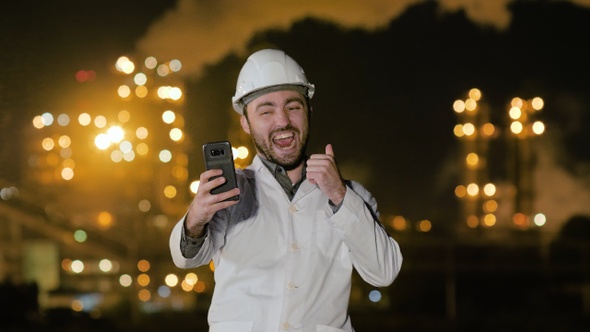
[249,90,306,107]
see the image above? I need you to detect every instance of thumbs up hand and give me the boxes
[306,144,347,205]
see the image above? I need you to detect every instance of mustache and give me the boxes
[270,124,300,137]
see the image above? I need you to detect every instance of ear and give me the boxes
[240,115,251,134]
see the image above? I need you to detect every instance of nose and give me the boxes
[273,109,290,127]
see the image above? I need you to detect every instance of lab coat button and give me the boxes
[281,322,292,330]
[290,243,299,252]
[289,205,297,213]
[287,282,296,289]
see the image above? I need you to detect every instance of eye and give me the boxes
[259,108,273,116]
[286,103,303,111]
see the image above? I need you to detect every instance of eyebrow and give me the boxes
[255,96,305,111]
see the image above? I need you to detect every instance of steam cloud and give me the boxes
[136,0,519,77]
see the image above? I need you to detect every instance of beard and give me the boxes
[250,123,309,171]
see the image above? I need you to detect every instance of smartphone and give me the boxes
[203,141,239,201]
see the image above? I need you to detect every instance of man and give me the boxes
[169,49,402,332]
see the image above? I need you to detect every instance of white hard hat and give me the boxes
[232,49,315,114]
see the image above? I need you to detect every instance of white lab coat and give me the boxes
[170,156,402,332]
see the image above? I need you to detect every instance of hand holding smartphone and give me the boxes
[203,141,239,201]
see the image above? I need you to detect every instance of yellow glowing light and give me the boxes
[123,150,135,162]
[181,280,194,292]
[453,100,465,113]
[134,73,147,86]
[119,141,132,153]
[463,123,475,136]
[119,274,132,287]
[165,274,179,287]
[190,180,200,194]
[33,116,44,129]
[531,97,544,110]
[118,85,131,98]
[513,213,529,228]
[41,113,54,126]
[61,259,72,271]
[94,115,107,128]
[170,59,182,72]
[107,126,124,143]
[159,150,172,163]
[533,213,546,226]
[97,211,113,229]
[466,215,479,228]
[468,88,482,101]
[99,259,113,273]
[511,97,524,109]
[137,273,150,287]
[483,183,496,196]
[137,259,150,272]
[60,148,72,159]
[157,64,170,77]
[185,272,198,286]
[194,280,206,293]
[237,146,249,159]
[417,220,432,232]
[138,289,151,302]
[61,167,74,180]
[135,85,148,98]
[138,199,151,212]
[42,137,55,151]
[162,110,176,124]
[510,121,523,134]
[170,87,182,100]
[466,153,479,167]
[509,107,522,120]
[483,200,498,213]
[57,114,70,126]
[145,56,157,69]
[111,150,123,162]
[118,110,130,123]
[136,127,148,139]
[71,300,84,312]
[169,128,183,141]
[453,124,464,137]
[455,185,467,198]
[95,134,110,150]
[209,260,215,272]
[78,113,91,126]
[391,216,408,231]
[164,185,177,198]
[482,123,495,136]
[483,214,496,226]
[466,183,479,196]
[58,135,71,148]
[119,57,135,74]
[71,260,84,273]
[465,99,477,112]
[532,121,545,135]
[136,143,149,156]
[157,86,170,99]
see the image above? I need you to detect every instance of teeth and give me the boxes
[274,133,293,140]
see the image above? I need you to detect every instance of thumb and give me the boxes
[325,143,334,157]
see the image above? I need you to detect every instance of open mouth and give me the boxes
[272,132,296,149]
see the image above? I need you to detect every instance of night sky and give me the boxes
[2,0,590,228]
